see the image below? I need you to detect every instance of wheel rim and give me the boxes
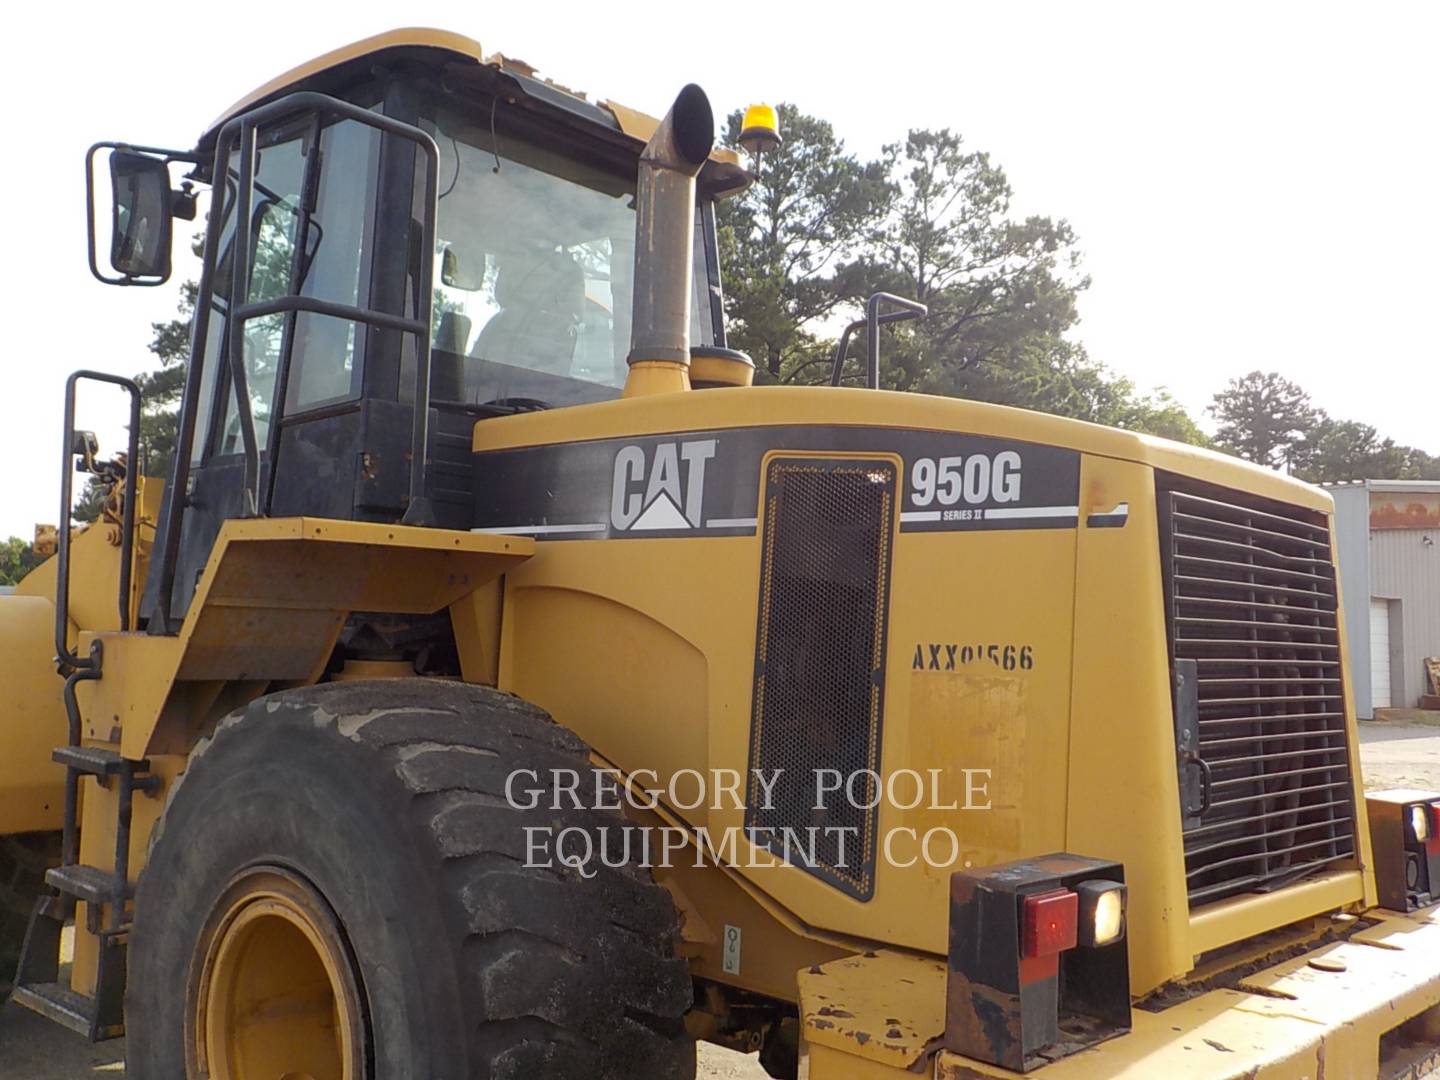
[189,867,366,1080]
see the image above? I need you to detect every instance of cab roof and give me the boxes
[201,27,743,177]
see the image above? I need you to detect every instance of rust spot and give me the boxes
[812,1019,834,1030]
[808,965,824,975]
[863,950,879,959]
[886,1027,903,1038]
[853,1030,871,1045]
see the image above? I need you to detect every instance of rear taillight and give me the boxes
[1021,889,1078,960]
[1367,791,1440,912]
[947,854,1130,1071]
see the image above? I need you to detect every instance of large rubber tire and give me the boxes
[0,832,60,999]
[126,680,695,1079]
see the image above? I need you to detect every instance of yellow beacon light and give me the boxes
[739,103,782,157]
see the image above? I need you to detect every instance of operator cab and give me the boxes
[84,32,746,629]
[427,95,727,408]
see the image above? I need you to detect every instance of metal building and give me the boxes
[1327,480,1440,717]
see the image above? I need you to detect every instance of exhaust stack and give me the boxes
[623,84,714,398]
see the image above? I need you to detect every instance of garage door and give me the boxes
[1369,598,1391,710]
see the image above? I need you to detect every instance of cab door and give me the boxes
[158,113,388,620]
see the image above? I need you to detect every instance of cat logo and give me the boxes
[610,439,717,531]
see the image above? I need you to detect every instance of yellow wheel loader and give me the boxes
[3,26,1440,1080]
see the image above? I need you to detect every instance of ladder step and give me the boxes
[10,982,101,1038]
[45,864,130,907]
[51,745,133,777]
[13,908,129,1042]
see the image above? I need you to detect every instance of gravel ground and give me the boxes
[0,1004,771,1079]
[1357,713,1440,790]
[3,717,1437,1079]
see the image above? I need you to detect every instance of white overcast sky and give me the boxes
[1,1,1434,538]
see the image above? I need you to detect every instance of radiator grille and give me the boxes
[1158,478,1357,908]
[745,457,896,899]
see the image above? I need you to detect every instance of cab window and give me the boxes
[426,101,718,408]
[210,118,378,456]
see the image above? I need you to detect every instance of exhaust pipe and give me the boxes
[624,84,714,397]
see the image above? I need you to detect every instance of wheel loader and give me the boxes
[2,26,1439,1080]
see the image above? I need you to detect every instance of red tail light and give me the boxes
[1022,888,1078,958]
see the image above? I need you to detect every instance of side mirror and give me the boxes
[109,151,173,280]
[441,244,487,291]
[86,142,196,287]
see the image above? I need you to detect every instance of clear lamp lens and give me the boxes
[1410,804,1431,842]
[1090,889,1125,946]
[1074,879,1127,948]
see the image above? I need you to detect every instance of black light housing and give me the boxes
[1074,879,1127,949]
[1367,789,1440,912]
[946,853,1130,1072]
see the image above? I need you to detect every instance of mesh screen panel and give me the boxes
[745,458,897,899]
[1158,476,1357,908]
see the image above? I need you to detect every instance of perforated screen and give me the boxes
[745,457,897,899]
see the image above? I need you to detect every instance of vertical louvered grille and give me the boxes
[1159,478,1357,908]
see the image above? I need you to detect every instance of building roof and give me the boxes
[1321,479,1440,494]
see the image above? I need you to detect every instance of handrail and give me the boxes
[226,115,262,516]
[56,372,141,671]
[829,292,928,389]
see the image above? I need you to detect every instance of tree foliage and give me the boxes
[716,106,1210,445]
[1292,415,1440,483]
[1208,371,1318,469]
[860,128,1086,394]
[139,276,197,478]
[1207,371,1439,482]
[70,240,198,524]
[0,537,42,586]
[718,105,886,381]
